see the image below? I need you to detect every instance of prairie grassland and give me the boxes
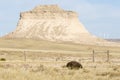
[0,38,120,51]
[0,61,120,80]
[0,39,120,80]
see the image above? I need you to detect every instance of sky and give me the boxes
[0,0,120,39]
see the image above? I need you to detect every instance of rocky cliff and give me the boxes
[5,5,107,44]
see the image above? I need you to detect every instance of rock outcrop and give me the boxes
[5,5,107,45]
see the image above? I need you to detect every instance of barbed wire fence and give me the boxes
[0,49,120,63]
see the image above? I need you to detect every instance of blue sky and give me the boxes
[0,0,120,39]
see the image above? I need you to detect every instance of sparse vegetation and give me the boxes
[0,62,119,80]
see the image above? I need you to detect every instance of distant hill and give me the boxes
[106,39,120,43]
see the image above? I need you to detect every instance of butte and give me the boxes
[4,5,118,46]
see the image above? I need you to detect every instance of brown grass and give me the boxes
[0,38,120,80]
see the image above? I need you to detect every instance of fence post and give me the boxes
[93,50,95,62]
[24,51,26,61]
[107,50,109,62]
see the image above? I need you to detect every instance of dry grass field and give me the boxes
[0,38,120,80]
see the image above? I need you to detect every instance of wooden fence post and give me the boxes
[93,50,95,62]
[107,50,109,62]
[24,51,26,61]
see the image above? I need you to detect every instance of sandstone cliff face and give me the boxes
[5,5,105,44]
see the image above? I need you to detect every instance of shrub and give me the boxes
[0,58,6,61]
[66,61,83,70]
